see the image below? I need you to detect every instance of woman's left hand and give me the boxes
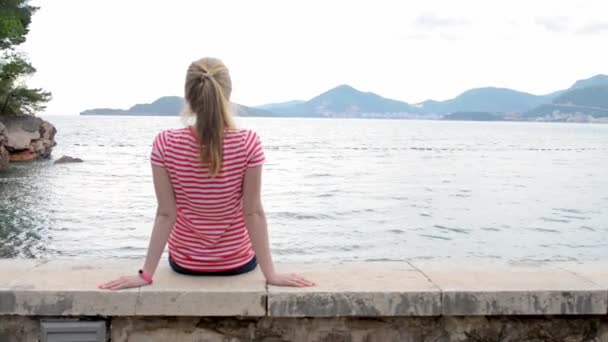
[99,275,150,290]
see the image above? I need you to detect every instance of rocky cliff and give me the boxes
[0,115,57,170]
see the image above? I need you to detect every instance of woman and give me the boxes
[100,57,314,289]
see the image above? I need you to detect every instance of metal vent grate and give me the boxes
[40,320,106,342]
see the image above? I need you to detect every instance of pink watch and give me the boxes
[138,269,153,284]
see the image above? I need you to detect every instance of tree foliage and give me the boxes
[0,0,50,116]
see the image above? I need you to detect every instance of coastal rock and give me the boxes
[0,122,8,170]
[8,150,36,162]
[0,115,57,162]
[0,122,6,145]
[54,155,84,164]
[0,146,8,170]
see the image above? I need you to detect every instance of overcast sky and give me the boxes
[20,0,608,115]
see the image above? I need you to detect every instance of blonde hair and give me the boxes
[183,57,235,176]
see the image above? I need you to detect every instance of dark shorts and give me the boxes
[168,255,258,276]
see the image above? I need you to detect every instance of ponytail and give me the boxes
[184,58,234,176]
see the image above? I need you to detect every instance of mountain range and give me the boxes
[80,97,274,117]
[80,74,608,122]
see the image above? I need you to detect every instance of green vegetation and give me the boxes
[553,86,608,108]
[525,84,608,118]
[0,0,50,116]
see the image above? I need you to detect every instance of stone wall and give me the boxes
[1,260,607,341]
[2,315,608,342]
[110,316,608,342]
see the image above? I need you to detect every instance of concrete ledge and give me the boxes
[1,260,140,316]
[136,262,266,316]
[557,261,608,288]
[0,259,266,317]
[1,259,607,317]
[268,263,441,317]
[411,262,608,315]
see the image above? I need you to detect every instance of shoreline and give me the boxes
[76,113,608,124]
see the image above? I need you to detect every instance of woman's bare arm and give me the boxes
[142,165,177,276]
[243,166,314,287]
[100,165,175,290]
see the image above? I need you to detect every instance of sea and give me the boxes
[1,116,607,263]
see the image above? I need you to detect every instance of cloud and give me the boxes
[576,22,608,35]
[413,12,469,30]
[535,16,569,32]
[535,16,608,35]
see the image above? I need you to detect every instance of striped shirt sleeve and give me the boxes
[150,131,167,167]
[245,130,265,168]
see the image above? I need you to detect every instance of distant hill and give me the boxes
[81,96,184,116]
[129,96,183,115]
[80,96,275,117]
[523,75,608,119]
[536,73,608,105]
[81,74,608,122]
[265,84,423,117]
[234,104,276,117]
[525,86,608,118]
[413,74,608,121]
[79,108,128,116]
[417,87,545,115]
[570,74,608,90]
[554,86,608,108]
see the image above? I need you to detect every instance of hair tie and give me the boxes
[200,71,212,81]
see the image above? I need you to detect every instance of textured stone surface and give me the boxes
[0,115,56,160]
[0,122,6,144]
[0,259,40,287]
[0,316,39,342]
[0,122,8,170]
[1,116,41,150]
[109,316,608,342]
[2,260,608,319]
[2,259,139,316]
[0,259,41,314]
[412,261,608,315]
[443,316,608,342]
[0,146,8,170]
[557,261,608,289]
[111,316,445,342]
[136,262,266,316]
[268,263,441,317]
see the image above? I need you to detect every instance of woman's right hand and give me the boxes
[99,274,150,291]
[267,273,315,287]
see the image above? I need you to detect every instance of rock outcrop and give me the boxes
[0,122,9,170]
[54,155,83,164]
[0,115,57,170]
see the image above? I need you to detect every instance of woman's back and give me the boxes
[100,56,313,290]
[151,127,265,271]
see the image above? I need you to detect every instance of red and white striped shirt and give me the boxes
[150,127,265,272]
